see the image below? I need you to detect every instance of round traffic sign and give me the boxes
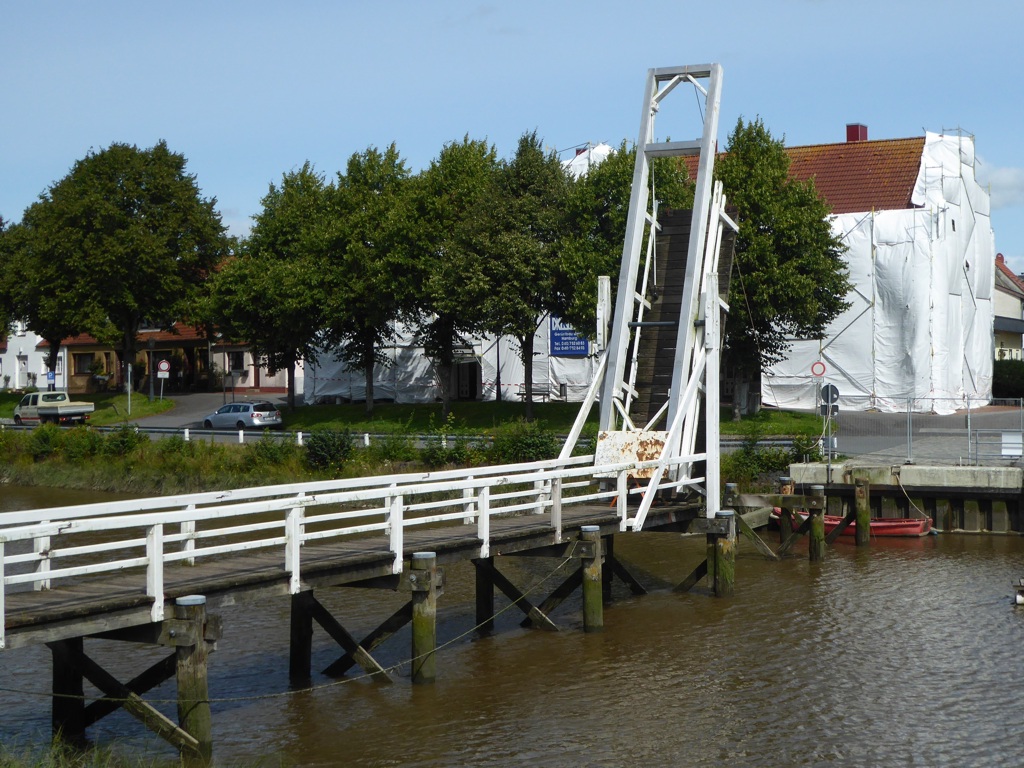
[821,384,839,404]
[810,361,826,377]
[157,359,171,373]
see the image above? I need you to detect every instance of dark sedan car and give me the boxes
[202,401,283,430]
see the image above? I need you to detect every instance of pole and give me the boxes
[707,510,736,597]
[175,595,212,766]
[410,552,438,684]
[854,477,871,547]
[580,526,603,632]
[808,485,826,562]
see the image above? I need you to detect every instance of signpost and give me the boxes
[157,359,170,401]
[818,379,838,484]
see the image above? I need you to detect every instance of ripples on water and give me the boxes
[2,514,1024,767]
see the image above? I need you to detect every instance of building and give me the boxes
[994,253,1024,360]
[763,127,995,414]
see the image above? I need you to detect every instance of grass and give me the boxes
[0,391,174,426]
[718,406,823,438]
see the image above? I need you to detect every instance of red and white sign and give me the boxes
[157,359,171,373]
[810,361,826,377]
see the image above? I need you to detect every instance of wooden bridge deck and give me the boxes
[4,502,702,650]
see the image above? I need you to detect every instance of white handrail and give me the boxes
[0,453,701,648]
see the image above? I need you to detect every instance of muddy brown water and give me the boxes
[2,484,1024,767]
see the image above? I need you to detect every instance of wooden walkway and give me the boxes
[3,501,703,650]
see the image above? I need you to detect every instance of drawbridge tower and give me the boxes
[562,64,738,530]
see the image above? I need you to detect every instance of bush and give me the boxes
[60,426,105,462]
[993,360,1024,398]
[305,429,353,471]
[29,424,63,461]
[104,424,147,457]
[245,432,298,468]
[490,419,559,464]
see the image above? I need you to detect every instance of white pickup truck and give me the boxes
[13,391,95,426]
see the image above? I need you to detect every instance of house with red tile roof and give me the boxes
[762,127,995,414]
[994,253,1024,360]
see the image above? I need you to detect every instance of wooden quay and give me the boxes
[1,454,747,764]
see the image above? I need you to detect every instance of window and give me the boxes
[228,351,245,371]
[73,353,95,375]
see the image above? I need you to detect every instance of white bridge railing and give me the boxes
[0,453,704,649]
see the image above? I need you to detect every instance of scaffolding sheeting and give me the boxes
[763,132,995,414]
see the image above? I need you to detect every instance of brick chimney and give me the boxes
[846,123,868,142]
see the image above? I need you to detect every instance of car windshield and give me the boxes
[251,403,276,413]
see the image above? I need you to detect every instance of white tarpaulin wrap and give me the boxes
[764,133,995,414]
[305,319,601,404]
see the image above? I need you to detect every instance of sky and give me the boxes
[3,1,1023,270]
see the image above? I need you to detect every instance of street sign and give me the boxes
[821,384,839,405]
[810,361,826,377]
[157,359,170,380]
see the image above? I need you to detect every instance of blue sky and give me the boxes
[3,1,1023,270]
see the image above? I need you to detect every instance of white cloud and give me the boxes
[977,159,1024,210]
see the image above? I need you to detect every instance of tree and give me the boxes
[715,117,852,414]
[481,131,571,418]
[323,144,412,414]
[20,141,227,386]
[208,163,330,409]
[409,137,499,417]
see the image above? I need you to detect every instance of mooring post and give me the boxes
[474,556,495,636]
[175,595,212,766]
[707,510,736,597]
[410,552,438,684]
[808,485,826,562]
[579,526,604,632]
[289,591,314,683]
[855,477,871,547]
[778,475,794,543]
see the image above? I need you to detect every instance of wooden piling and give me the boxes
[51,637,85,744]
[855,477,871,547]
[707,511,736,597]
[174,595,212,766]
[778,476,794,543]
[474,556,495,636]
[808,485,826,562]
[580,526,604,632]
[289,592,314,683]
[410,552,438,684]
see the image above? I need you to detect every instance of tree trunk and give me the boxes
[286,363,296,410]
[519,333,535,422]
[364,361,374,416]
[437,361,453,419]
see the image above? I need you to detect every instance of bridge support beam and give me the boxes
[580,526,604,632]
[475,556,495,636]
[51,637,85,744]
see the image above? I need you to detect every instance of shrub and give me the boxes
[104,424,147,457]
[305,429,353,471]
[29,424,63,461]
[490,419,559,464]
[245,432,298,468]
[365,432,418,464]
[156,434,196,459]
[60,426,105,462]
[993,360,1024,398]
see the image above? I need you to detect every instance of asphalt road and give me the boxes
[131,391,294,430]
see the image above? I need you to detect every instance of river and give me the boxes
[2,484,1023,767]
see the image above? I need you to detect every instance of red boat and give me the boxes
[771,509,933,537]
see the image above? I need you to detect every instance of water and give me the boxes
[2,485,1024,766]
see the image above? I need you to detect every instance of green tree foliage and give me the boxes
[324,144,412,414]
[16,141,228,381]
[482,131,571,418]
[715,118,852,409]
[208,163,329,408]
[409,137,499,417]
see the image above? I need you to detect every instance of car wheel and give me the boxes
[14,415,22,426]
[236,421,246,430]
[203,419,213,429]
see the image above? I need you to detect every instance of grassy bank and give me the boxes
[0,391,174,426]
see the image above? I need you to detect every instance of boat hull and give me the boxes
[771,510,933,537]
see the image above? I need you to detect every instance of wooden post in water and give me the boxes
[580,526,604,632]
[707,511,736,597]
[474,556,495,636]
[289,591,314,683]
[808,485,826,562]
[175,595,212,766]
[51,637,85,744]
[778,476,794,543]
[855,477,871,547]
[410,552,438,684]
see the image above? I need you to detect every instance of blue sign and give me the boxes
[550,316,589,357]
[47,371,55,381]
